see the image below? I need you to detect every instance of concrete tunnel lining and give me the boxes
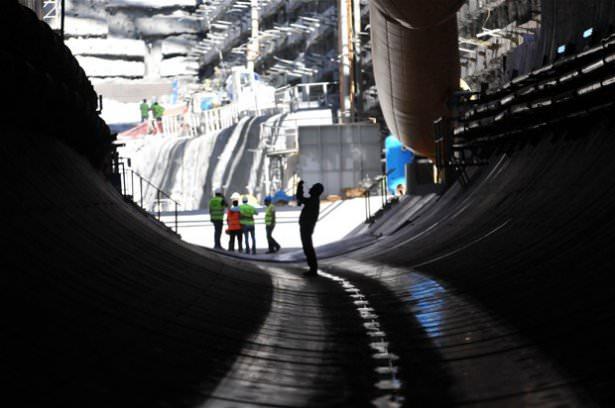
[4,0,615,405]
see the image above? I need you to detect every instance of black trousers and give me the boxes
[213,220,223,248]
[228,230,242,251]
[300,223,317,272]
[266,225,280,252]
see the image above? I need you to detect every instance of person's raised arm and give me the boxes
[296,180,305,205]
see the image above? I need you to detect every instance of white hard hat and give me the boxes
[214,187,223,195]
[231,192,241,200]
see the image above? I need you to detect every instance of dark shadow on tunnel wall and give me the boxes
[2,127,275,407]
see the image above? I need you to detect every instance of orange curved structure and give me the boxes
[370,0,464,158]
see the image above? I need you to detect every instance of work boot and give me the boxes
[245,249,250,254]
[303,269,318,277]
[252,249,256,255]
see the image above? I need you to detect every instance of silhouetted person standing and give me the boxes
[226,192,243,252]
[296,180,323,276]
[151,101,165,134]
[140,99,150,123]
[209,187,227,249]
[240,196,258,254]
[264,195,280,253]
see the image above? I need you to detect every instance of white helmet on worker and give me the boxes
[231,192,241,200]
[214,187,223,195]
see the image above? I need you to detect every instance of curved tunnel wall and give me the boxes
[340,109,615,404]
[4,0,615,405]
[3,126,274,406]
[1,3,273,403]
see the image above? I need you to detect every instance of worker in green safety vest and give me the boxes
[264,195,280,254]
[151,101,165,134]
[209,187,227,249]
[239,195,258,254]
[139,99,150,122]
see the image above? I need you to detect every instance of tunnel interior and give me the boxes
[4,0,615,406]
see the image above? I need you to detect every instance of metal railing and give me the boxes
[275,82,338,113]
[160,100,281,139]
[117,161,180,233]
[362,170,392,224]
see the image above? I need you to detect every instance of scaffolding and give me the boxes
[42,0,64,37]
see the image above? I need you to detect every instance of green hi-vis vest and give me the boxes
[209,196,225,221]
[140,103,149,117]
[265,204,275,226]
[239,204,256,226]
[152,104,164,119]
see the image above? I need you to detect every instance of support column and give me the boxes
[338,0,353,123]
[247,0,260,73]
[352,0,362,118]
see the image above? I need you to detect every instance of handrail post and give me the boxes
[130,170,134,198]
[157,189,161,219]
[140,177,143,208]
[384,173,388,203]
[175,202,178,233]
[364,190,368,222]
[367,190,371,220]
[120,162,126,196]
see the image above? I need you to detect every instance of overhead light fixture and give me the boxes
[557,45,566,54]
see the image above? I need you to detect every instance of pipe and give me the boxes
[369,0,463,159]
[370,0,465,30]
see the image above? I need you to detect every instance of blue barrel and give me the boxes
[385,135,414,195]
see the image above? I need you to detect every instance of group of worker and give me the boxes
[140,99,165,134]
[208,181,323,276]
[208,188,280,255]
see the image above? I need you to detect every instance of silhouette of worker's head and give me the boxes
[309,183,324,197]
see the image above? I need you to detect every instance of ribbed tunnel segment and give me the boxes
[4,0,615,406]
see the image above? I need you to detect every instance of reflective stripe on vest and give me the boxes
[265,204,275,226]
[227,209,241,231]
[239,204,255,225]
[209,196,224,221]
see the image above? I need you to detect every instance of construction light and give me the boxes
[557,45,566,54]
[583,28,594,39]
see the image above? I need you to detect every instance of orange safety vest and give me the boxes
[226,209,241,231]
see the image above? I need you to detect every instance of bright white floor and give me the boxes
[159,196,386,251]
